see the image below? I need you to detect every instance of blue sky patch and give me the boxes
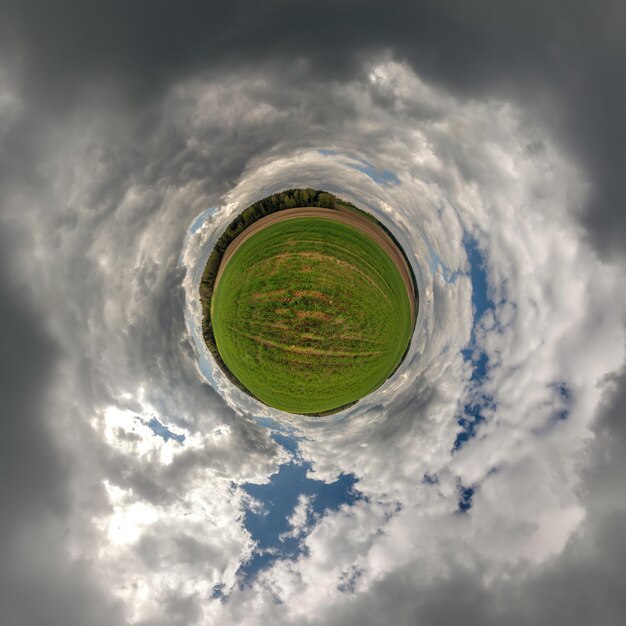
[464,237,494,328]
[423,472,439,485]
[210,583,226,601]
[142,416,185,444]
[348,161,400,187]
[530,382,572,432]
[454,238,496,452]
[551,382,572,422]
[337,566,364,593]
[189,207,218,234]
[424,233,463,284]
[236,432,363,586]
[457,484,476,513]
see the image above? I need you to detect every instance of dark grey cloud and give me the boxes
[0,227,127,626]
[2,0,625,253]
[0,231,64,533]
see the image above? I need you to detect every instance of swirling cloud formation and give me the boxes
[1,3,626,626]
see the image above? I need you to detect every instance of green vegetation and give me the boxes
[210,218,413,415]
[199,188,340,394]
[199,188,418,415]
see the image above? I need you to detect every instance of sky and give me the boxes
[1,2,626,625]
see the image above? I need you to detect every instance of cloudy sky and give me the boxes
[2,2,626,625]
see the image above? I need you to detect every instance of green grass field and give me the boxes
[210,217,412,414]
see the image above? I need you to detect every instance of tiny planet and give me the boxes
[200,188,418,415]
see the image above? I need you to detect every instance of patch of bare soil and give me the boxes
[295,310,333,321]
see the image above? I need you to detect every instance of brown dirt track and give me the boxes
[213,205,416,323]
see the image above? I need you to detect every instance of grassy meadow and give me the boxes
[210,217,412,414]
